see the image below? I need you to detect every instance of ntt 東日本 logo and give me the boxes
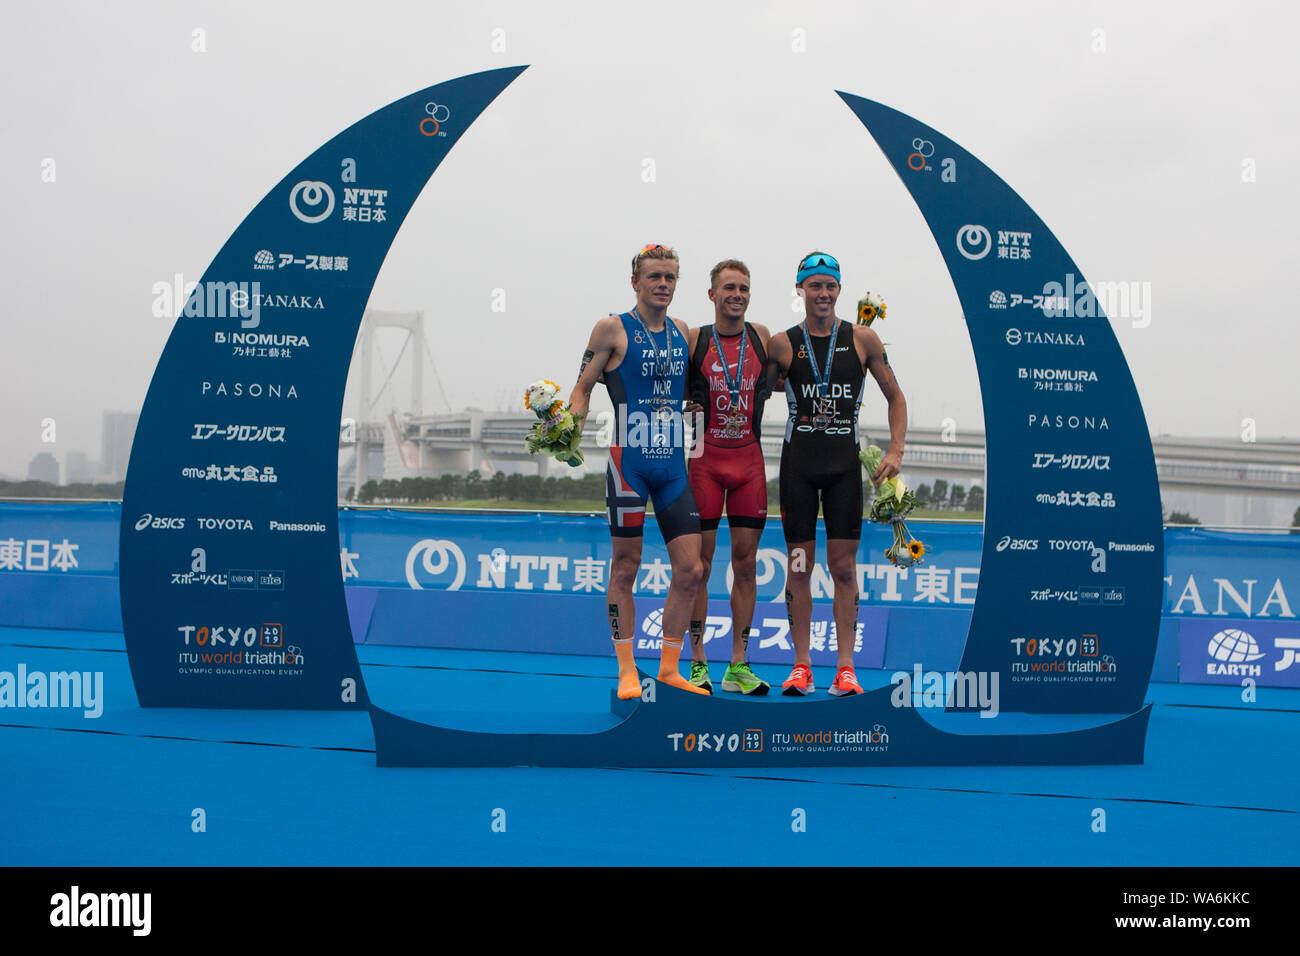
[956,226,1032,262]
[289,178,389,225]
[289,180,335,223]
[405,538,467,590]
[956,224,992,260]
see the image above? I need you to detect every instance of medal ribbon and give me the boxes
[631,308,672,413]
[710,325,747,411]
[802,318,840,399]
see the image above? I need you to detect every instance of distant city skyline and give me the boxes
[4,2,1297,482]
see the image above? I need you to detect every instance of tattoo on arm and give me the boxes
[880,348,899,386]
[579,349,595,378]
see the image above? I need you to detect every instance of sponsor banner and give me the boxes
[0,502,120,576]
[839,94,1166,713]
[1006,632,1119,687]
[116,68,529,709]
[6,503,1297,615]
[337,509,983,606]
[1178,619,1300,689]
[5,502,1296,687]
[1163,527,1298,620]
[372,672,1153,768]
[356,588,891,669]
[631,598,888,669]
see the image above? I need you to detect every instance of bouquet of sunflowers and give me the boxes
[857,291,887,326]
[524,380,585,467]
[859,443,926,567]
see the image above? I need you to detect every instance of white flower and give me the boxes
[856,291,887,326]
[525,380,560,415]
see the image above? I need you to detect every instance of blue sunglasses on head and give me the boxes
[796,252,840,283]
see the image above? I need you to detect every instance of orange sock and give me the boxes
[613,639,641,700]
[658,637,710,696]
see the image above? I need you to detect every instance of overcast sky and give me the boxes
[2,0,1297,479]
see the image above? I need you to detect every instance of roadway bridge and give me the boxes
[339,412,1300,526]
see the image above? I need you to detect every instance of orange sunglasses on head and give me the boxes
[632,243,673,271]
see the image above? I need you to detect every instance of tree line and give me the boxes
[911,480,985,513]
[350,471,606,504]
[16,477,1300,530]
[351,471,988,512]
[0,480,125,499]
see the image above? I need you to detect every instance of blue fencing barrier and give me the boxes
[2,501,1297,685]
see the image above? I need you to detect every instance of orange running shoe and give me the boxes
[781,663,815,696]
[829,666,865,697]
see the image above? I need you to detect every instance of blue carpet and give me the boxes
[2,626,1297,865]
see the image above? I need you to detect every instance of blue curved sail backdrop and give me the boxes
[119,78,1157,763]
[120,67,528,708]
[838,93,1163,714]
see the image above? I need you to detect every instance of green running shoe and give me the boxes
[721,662,771,696]
[689,660,713,694]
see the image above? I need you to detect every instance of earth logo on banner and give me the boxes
[1208,628,1264,665]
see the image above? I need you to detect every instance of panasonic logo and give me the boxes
[1107,541,1155,552]
[268,520,327,532]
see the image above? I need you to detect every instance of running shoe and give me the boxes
[781,663,815,696]
[689,660,713,694]
[829,666,865,697]
[721,662,770,696]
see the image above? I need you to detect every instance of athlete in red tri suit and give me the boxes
[684,260,774,695]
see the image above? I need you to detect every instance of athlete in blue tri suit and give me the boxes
[569,244,708,700]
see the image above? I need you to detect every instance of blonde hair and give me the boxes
[632,244,680,279]
[710,259,750,287]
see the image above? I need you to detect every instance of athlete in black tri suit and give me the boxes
[764,251,908,697]
[569,244,708,700]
